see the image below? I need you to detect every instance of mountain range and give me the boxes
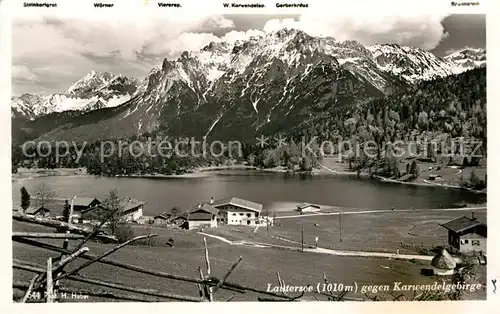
[11,28,486,144]
[11,71,139,120]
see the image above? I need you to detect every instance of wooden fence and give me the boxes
[14,206,347,302]
[13,212,462,302]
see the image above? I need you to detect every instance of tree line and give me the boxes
[12,68,486,180]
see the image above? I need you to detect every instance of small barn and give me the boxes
[25,206,52,218]
[431,249,457,276]
[187,204,219,230]
[71,197,102,212]
[297,203,321,213]
[31,196,102,218]
[153,213,171,224]
[80,197,145,223]
[172,214,188,228]
[120,198,145,222]
[428,174,442,181]
[25,199,66,218]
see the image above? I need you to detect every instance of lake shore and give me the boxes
[12,165,487,195]
[12,167,92,180]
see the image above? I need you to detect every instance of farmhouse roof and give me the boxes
[26,199,67,215]
[187,203,219,221]
[190,203,219,215]
[120,198,146,212]
[297,203,320,210]
[440,216,484,233]
[460,233,486,240]
[82,197,145,214]
[188,212,214,221]
[25,206,52,215]
[212,197,263,212]
[173,214,188,220]
[431,249,457,270]
[35,197,101,207]
[154,213,171,220]
[72,197,101,207]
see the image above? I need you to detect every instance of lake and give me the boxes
[11,171,486,215]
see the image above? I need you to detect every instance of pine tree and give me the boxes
[63,200,71,222]
[409,160,419,178]
[20,187,30,213]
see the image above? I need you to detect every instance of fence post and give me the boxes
[46,258,54,303]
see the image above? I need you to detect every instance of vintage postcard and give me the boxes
[0,0,497,312]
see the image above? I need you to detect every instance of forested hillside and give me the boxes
[286,67,486,145]
[12,67,486,181]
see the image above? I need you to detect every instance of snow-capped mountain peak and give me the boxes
[444,47,486,72]
[13,27,486,128]
[11,71,139,120]
[366,44,455,82]
[64,71,119,98]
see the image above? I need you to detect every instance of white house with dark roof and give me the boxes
[440,213,487,254]
[187,203,219,230]
[211,197,263,226]
[120,197,145,222]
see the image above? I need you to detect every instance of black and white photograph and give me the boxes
[6,3,490,304]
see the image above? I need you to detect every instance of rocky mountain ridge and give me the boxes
[11,71,139,120]
[12,29,486,144]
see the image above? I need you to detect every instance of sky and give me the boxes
[12,14,486,96]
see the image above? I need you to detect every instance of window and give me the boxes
[247,213,251,217]
[472,240,480,246]
[240,213,244,216]
[464,239,469,244]
[232,213,237,216]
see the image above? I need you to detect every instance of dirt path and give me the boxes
[198,232,443,262]
[307,247,433,261]
[277,207,486,219]
[199,206,484,261]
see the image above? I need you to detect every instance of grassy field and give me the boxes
[319,156,487,191]
[12,236,441,302]
[267,209,487,254]
[12,207,488,302]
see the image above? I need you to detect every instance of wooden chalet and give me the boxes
[440,213,486,254]
[187,204,219,230]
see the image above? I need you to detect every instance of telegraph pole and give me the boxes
[63,196,75,250]
[266,213,269,237]
[301,225,304,252]
[339,211,342,242]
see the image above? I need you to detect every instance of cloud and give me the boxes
[221,29,264,44]
[11,14,451,95]
[203,15,235,29]
[11,15,236,94]
[263,14,449,50]
[263,18,299,33]
[141,32,221,57]
[12,65,39,82]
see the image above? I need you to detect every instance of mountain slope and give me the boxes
[289,67,486,143]
[367,44,456,82]
[444,47,486,72]
[14,29,486,144]
[11,71,139,120]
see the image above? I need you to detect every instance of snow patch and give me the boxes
[205,115,222,137]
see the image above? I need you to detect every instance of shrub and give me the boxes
[114,224,160,246]
[114,223,135,242]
